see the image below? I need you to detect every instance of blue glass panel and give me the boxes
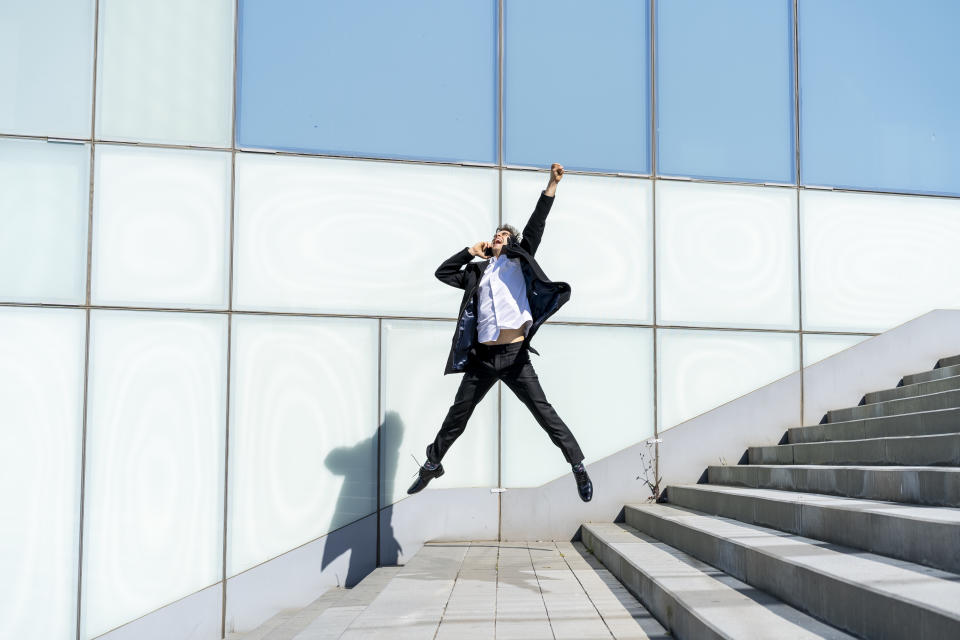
[237,0,497,164]
[800,0,960,195]
[656,0,795,183]
[504,0,650,174]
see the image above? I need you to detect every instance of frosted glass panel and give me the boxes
[504,0,650,173]
[502,325,654,487]
[656,181,798,329]
[656,0,794,183]
[228,315,378,575]
[96,0,234,146]
[91,145,231,309]
[801,190,960,333]
[0,308,84,640]
[380,320,497,505]
[658,329,799,430]
[803,333,870,367]
[800,0,960,195]
[502,172,653,324]
[234,154,498,316]
[0,0,95,138]
[0,139,89,304]
[82,311,226,639]
[238,0,497,163]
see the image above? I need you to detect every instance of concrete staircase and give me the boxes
[582,354,960,639]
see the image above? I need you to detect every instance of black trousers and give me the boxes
[426,341,584,466]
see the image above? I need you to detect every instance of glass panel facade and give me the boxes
[91,145,232,309]
[501,325,654,487]
[656,0,795,183]
[380,320,498,504]
[658,329,799,430]
[81,311,226,639]
[802,333,871,367]
[4,2,960,632]
[228,315,378,576]
[0,139,90,304]
[0,308,85,640]
[656,181,798,329]
[0,0,95,138]
[504,0,650,173]
[233,154,498,317]
[502,171,653,324]
[799,0,960,195]
[801,190,960,333]
[237,0,498,163]
[95,0,234,146]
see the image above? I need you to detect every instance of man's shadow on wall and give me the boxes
[321,411,405,586]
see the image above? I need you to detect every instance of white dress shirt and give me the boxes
[476,254,533,343]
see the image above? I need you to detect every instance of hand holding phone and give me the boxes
[469,241,491,258]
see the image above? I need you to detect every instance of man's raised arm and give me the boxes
[434,241,491,289]
[521,163,563,256]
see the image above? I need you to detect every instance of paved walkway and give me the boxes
[335,540,669,640]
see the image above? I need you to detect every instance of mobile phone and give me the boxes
[483,246,494,257]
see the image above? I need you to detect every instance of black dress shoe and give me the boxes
[573,464,592,502]
[407,463,444,494]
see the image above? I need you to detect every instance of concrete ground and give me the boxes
[329,540,669,640]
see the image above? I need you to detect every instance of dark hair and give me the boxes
[497,223,520,240]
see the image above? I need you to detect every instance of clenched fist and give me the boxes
[545,163,564,197]
[550,163,564,183]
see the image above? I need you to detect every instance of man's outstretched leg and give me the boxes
[502,357,593,502]
[408,360,497,494]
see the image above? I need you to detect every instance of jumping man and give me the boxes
[408,163,592,502]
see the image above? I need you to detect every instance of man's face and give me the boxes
[491,229,512,250]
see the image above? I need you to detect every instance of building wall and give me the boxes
[2,0,960,637]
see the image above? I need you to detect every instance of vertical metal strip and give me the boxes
[76,1,101,636]
[376,318,383,567]
[75,309,92,640]
[793,0,806,423]
[221,1,241,636]
[497,0,505,538]
[649,0,661,495]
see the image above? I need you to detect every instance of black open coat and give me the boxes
[435,191,571,375]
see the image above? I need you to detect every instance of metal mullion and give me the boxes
[220,0,241,636]
[793,0,805,419]
[649,0,660,491]
[75,0,101,635]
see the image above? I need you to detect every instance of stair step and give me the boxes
[581,522,853,640]
[750,432,960,467]
[902,363,960,387]
[827,388,960,423]
[788,407,960,443]
[665,484,960,573]
[707,464,960,507]
[937,354,960,368]
[624,504,960,640]
[864,374,960,405]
